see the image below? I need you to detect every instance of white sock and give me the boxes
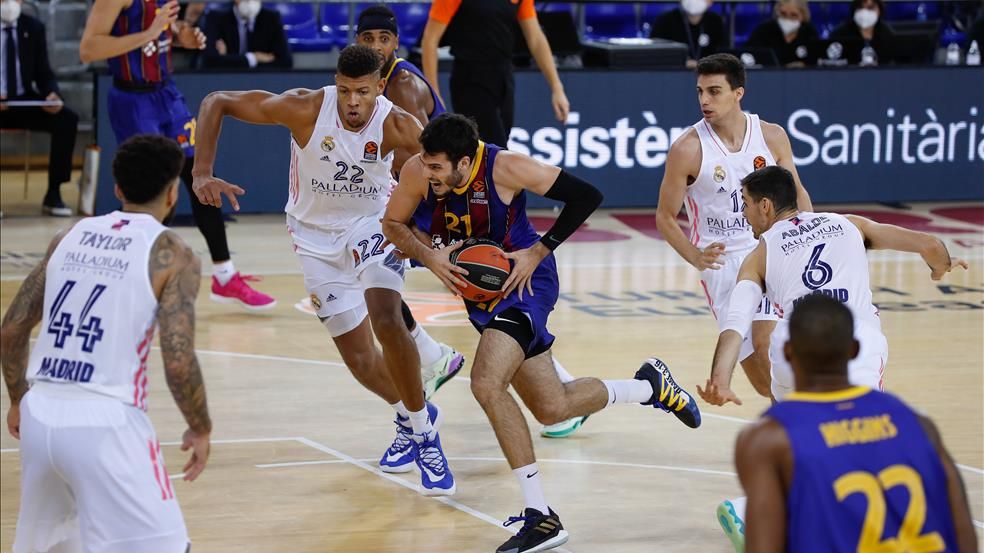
[390,401,410,422]
[730,497,747,521]
[213,260,236,285]
[412,324,444,369]
[603,379,654,405]
[408,406,434,441]
[513,463,549,515]
[552,357,575,384]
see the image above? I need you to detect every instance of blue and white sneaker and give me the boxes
[379,402,444,473]
[717,498,746,553]
[635,357,702,428]
[413,431,456,496]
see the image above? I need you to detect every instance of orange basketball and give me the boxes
[450,238,512,303]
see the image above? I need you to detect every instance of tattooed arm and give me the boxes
[151,230,211,481]
[2,229,66,438]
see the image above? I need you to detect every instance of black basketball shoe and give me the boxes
[496,507,569,553]
[635,357,702,428]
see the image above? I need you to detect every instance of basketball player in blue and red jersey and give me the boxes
[79,0,275,310]
[735,294,978,552]
[384,113,702,553]
[357,4,590,438]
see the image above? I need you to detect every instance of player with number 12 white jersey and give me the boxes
[656,53,812,399]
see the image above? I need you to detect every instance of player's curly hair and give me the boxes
[337,44,383,78]
[420,113,480,166]
[112,134,184,204]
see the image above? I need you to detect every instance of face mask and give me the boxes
[681,0,708,17]
[853,8,878,30]
[0,0,21,24]
[237,0,261,21]
[777,17,801,35]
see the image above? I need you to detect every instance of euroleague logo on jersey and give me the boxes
[753,155,768,169]
[363,141,378,161]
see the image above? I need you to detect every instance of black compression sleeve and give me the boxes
[539,170,604,251]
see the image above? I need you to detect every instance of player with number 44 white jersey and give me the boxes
[2,135,211,553]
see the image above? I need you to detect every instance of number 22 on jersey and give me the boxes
[834,464,945,553]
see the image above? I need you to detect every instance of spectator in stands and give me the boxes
[0,0,79,216]
[831,0,896,64]
[421,0,569,148]
[202,0,292,69]
[746,0,819,67]
[968,12,984,51]
[650,0,727,68]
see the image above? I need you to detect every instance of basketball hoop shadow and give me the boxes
[293,291,470,327]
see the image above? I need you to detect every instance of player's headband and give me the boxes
[357,12,398,36]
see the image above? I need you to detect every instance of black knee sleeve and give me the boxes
[401,300,416,331]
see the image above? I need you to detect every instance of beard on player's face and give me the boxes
[429,167,464,198]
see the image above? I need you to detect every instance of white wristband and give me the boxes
[722,279,765,339]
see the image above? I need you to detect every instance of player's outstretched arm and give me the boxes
[382,108,424,175]
[1,230,67,438]
[80,0,177,63]
[699,243,767,406]
[845,215,968,280]
[763,122,813,211]
[152,231,211,482]
[494,152,603,298]
[656,131,726,271]
[382,157,468,295]
[192,88,317,209]
[917,415,979,551]
[735,419,790,553]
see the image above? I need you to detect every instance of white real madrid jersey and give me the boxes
[286,86,395,228]
[762,211,881,329]
[26,212,167,410]
[685,112,775,253]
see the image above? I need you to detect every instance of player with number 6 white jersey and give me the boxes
[761,211,887,399]
[2,135,211,553]
[657,54,812,399]
[701,165,968,407]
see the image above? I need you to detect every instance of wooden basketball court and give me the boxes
[1,178,981,551]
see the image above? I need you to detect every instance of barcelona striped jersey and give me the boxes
[108,0,172,84]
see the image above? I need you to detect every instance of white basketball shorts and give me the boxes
[769,319,889,401]
[700,249,779,360]
[287,212,406,332]
[14,382,188,553]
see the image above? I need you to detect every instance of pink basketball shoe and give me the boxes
[210,273,276,311]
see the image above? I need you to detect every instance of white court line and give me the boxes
[257,456,737,478]
[159,436,303,447]
[256,459,352,469]
[293,436,574,553]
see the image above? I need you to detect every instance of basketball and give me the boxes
[450,238,512,303]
